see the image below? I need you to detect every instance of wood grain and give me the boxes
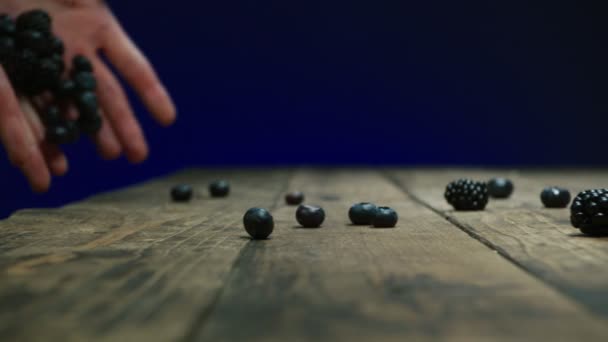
[387,168,608,318]
[191,169,606,341]
[0,169,291,341]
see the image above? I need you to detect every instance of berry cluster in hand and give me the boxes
[0,10,101,145]
[444,179,489,211]
[570,189,608,236]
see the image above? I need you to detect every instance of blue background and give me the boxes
[0,1,604,217]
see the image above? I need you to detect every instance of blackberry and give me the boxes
[243,208,274,239]
[0,14,16,35]
[570,189,608,235]
[296,204,325,228]
[171,184,193,202]
[487,177,514,199]
[444,179,489,211]
[16,10,51,34]
[72,55,93,72]
[540,187,571,208]
[349,202,377,225]
[73,72,96,91]
[285,191,305,205]
[209,180,230,197]
[372,207,398,228]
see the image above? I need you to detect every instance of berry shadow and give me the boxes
[291,225,323,229]
[239,236,273,240]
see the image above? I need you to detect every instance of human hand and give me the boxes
[0,0,176,192]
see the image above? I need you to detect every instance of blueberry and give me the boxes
[487,177,514,199]
[73,72,96,91]
[541,187,571,208]
[78,115,102,135]
[285,191,305,205]
[38,57,62,87]
[209,180,230,197]
[16,10,51,33]
[243,208,274,239]
[42,105,62,125]
[349,202,377,225]
[17,30,49,53]
[171,184,193,202]
[75,91,98,118]
[72,55,93,72]
[46,125,71,144]
[372,207,398,228]
[0,15,16,35]
[64,120,80,143]
[51,36,64,55]
[296,204,325,228]
[0,36,15,60]
[54,79,76,99]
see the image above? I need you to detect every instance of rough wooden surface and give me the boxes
[1,168,608,341]
[388,169,608,318]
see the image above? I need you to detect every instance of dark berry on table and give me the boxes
[171,184,193,202]
[46,125,71,145]
[285,191,305,205]
[349,202,377,225]
[372,207,398,228]
[209,180,230,197]
[540,187,571,208]
[78,115,102,135]
[0,15,16,35]
[444,178,489,211]
[73,72,96,91]
[42,106,62,125]
[243,208,274,239]
[72,55,93,72]
[570,189,608,236]
[487,177,514,199]
[16,9,51,34]
[296,204,325,228]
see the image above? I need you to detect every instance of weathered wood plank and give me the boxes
[192,170,606,341]
[387,168,608,318]
[0,169,291,341]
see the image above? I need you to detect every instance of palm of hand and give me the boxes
[0,0,176,192]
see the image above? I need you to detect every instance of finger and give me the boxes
[64,103,122,160]
[93,110,122,160]
[102,17,176,126]
[21,100,68,176]
[0,68,51,192]
[93,59,148,163]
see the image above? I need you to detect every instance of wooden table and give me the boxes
[1,169,608,341]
